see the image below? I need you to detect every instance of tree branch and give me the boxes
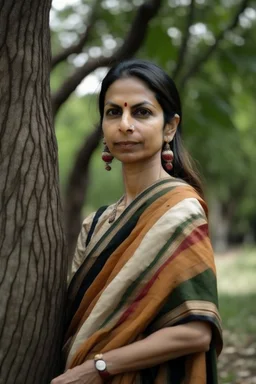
[62,0,164,260]
[64,124,102,264]
[179,0,250,88]
[172,0,196,80]
[51,27,92,70]
[51,0,100,70]
[51,0,164,117]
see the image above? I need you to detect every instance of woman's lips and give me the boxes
[114,141,139,149]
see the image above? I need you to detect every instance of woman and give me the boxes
[52,59,222,383]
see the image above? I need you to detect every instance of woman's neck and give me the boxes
[122,159,170,207]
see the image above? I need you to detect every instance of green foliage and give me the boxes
[56,94,124,213]
[140,20,178,68]
[56,94,99,189]
[52,0,256,238]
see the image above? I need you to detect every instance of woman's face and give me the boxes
[102,77,172,166]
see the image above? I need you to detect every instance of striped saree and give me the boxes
[64,178,223,383]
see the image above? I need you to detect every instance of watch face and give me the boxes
[96,359,107,371]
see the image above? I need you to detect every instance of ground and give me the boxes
[216,247,256,384]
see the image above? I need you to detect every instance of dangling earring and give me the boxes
[162,139,174,171]
[102,139,114,171]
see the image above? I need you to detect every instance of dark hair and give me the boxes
[99,59,203,197]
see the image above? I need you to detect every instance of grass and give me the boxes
[215,247,256,383]
[216,247,256,295]
[219,293,256,336]
[216,247,256,335]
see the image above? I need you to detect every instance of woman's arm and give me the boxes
[103,320,212,375]
[51,321,211,383]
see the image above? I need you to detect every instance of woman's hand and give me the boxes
[50,360,103,384]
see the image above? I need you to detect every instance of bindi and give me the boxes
[124,102,128,107]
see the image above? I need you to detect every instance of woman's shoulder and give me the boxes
[70,203,117,281]
[169,180,208,218]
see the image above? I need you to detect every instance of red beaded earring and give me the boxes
[162,140,174,171]
[102,139,114,171]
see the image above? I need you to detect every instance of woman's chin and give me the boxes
[114,153,143,164]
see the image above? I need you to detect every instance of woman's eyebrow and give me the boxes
[104,101,155,108]
[104,102,122,108]
[131,101,155,108]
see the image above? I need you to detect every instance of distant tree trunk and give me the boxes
[0,1,67,383]
[62,0,164,261]
[64,124,102,266]
[209,198,231,253]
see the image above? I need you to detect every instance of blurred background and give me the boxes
[50,0,256,382]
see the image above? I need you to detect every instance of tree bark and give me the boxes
[0,1,67,383]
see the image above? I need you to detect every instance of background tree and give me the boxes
[0,0,66,383]
[50,0,256,257]
[52,0,164,261]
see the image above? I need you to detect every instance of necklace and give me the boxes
[108,195,125,223]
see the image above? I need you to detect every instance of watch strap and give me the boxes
[94,354,111,380]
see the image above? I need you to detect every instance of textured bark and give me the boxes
[0,1,67,383]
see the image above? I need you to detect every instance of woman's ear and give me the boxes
[164,114,180,142]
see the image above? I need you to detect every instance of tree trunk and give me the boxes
[0,1,67,383]
[209,198,231,253]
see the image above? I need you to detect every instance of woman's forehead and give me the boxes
[104,77,158,105]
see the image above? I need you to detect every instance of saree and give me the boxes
[64,178,223,383]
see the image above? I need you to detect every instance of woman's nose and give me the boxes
[119,113,134,133]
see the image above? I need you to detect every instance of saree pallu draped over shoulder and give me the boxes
[64,178,223,383]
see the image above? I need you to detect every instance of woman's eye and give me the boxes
[134,108,151,117]
[106,108,121,116]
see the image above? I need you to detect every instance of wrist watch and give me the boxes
[94,353,111,380]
